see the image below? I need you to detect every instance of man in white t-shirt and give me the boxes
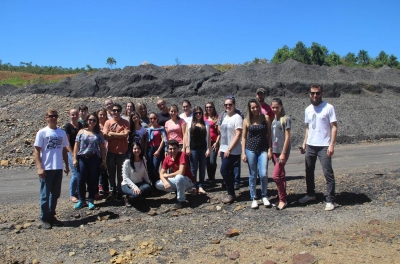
[34,109,71,229]
[299,85,338,211]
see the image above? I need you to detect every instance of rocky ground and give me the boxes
[0,141,399,264]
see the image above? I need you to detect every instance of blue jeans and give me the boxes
[121,182,151,200]
[106,152,126,194]
[68,152,79,197]
[147,146,165,186]
[77,155,101,201]
[155,175,193,202]
[39,170,63,221]
[220,152,241,196]
[206,141,218,181]
[190,148,207,188]
[245,149,268,199]
[305,145,335,202]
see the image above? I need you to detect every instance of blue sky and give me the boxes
[1,0,399,69]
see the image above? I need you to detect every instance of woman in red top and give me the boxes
[204,102,220,184]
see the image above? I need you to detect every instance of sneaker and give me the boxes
[74,201,87,210]
[40,219,52,230]
[262,197,271,207]
[98,185,104,195]
[298,195,316,204]
[50,217,64,227]
[251,199,259,209]
[325,202,335,211]
[88,202,96,210]
[174,201,185,209]
[105,193,116,202]
[124,196,132,207]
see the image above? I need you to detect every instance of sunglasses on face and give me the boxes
[194,112,202,115]
[205,106,213,109]
[112,109,122,112]
[224,103,233,107]
[47,114,59,118]
[310,92,321,95]
[88,119,97,123]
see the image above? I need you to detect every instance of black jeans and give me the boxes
[305,145,335,202]
[106,152,126,194]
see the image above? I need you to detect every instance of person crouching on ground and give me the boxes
[121,142,152,207]
[156,140,196,209]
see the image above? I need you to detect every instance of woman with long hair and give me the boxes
[242,99,272,209]
[128,111,147,158]
[219,96,243,204]
[97,108,109,195]
[270,98,291,210]
[97,108,109,131]
[121,141,152,207]
[146,112,167,187]
[180,100,193,123]
[137,102,150,126]
[123,102,136,121]
[165,105,187,150]
[186,106,211,194]
[73,113,107,210]
[204,102,220,184]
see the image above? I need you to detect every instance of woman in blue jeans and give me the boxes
[185,106,211,194]
[121,142,152,207]
[73,113,107,210]
[242,99,272,209]
[146,112,167,187]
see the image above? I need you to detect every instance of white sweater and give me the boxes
[121,159,151,189]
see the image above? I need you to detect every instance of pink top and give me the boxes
[149,130,162,147]
[204,116,219,142]
[165,118,186,144]
[260,103,274,120]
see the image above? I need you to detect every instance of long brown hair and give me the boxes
[204,102,218,122]
[190,106,206,139]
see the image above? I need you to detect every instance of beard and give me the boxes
[310,97,322,106]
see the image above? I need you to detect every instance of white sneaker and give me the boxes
[262,197,270,206]
[325,202,335,211]
[251,199,259,209]
[298,195,316,204]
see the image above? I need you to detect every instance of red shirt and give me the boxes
[261,103,274,120]
[204,116,219,142]
[162,151,194,182]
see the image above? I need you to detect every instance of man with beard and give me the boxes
[299,84,338,211]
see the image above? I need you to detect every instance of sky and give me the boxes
[1,0,399,69]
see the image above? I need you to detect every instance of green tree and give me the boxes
[106,57,117,69]
[310,42,327,66]
[271,45,291,64]
[388,54,399,67]
[86,64,93,71]
[325,52,341,66]
[376,51,389,65]
[357,50,370,66]
[291,41,311,64]
[342,52,358,66]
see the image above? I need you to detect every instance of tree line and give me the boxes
[271,41,399,69]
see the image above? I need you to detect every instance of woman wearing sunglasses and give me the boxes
[219,96,243,204]
[73,113,107,210]
[204,102,219,185]
[185,106,211,194]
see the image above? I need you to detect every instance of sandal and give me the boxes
[70,196,78,203]
[198,187,207,195]
[276,201,287,210]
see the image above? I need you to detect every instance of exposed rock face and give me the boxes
[7,60,400,98]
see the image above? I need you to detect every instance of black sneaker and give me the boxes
[40,219,52,230]
[174,201,185,209]
[50,217,64,227]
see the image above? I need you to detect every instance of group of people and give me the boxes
[34,84,337,229]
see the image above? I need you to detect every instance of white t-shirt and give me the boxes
[219,113,243,155]
[34,126,69,170]
[305,101,337,146]
[179,113,193,124]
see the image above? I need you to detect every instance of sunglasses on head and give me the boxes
[112,109,122,112]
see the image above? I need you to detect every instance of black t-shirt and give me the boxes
[157,112,170,127]
[64,122,83,149]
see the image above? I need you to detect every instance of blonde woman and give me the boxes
[242,99,272,209]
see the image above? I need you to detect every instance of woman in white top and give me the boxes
[179,100,193,123]
[121,142,152,207]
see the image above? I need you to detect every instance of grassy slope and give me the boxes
[0,71,77,87]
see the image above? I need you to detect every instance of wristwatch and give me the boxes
[227,147,231,151]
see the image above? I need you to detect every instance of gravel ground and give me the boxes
[0,142,399,264]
